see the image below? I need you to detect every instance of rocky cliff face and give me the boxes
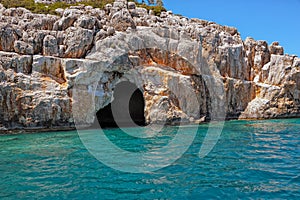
[0,0,299,131]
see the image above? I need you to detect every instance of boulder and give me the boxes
[128,2,136,10]
[269,41,284,55]
[111,9,136,31]
[64,27,94,58]
[0,24,19,51]
[74,15,99,30]
[263,55,294,85]
[113,0,127,9]
[14,40,34,55]
[43,35,59,56]
[23,14,59,30]
[53,9,83,31]
[135,7,148,17]
[105,4,113,14]
[23,30,49,54]
[107,27,115,36]
[32,55,66,83]
[0,51,32,74]
[95,29,108,41]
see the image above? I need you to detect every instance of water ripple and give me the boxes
[0,119,299,199]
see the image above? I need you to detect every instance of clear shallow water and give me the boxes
[0,119,299,199]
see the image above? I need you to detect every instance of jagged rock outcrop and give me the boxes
[43,35,58,56]
[0,0,299,131]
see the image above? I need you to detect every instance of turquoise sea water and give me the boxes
[0,119,299,199]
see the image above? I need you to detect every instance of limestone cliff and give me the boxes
[0,0,299,131]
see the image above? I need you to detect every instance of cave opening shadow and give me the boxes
[94,81,146,128]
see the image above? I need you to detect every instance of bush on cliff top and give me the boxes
[0,0,166,16]
[0,0,115,15]
[136,3,166,16]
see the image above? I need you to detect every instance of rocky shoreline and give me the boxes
[0,0,299,133]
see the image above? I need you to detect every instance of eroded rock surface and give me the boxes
[0,0,299,131]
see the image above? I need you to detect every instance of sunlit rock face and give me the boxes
[0,0,299,131]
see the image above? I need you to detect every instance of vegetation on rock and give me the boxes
[0,0,166,16]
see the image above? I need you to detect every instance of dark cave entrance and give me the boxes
[94,81,146,128]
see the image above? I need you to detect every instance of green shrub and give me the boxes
[136,4,166,16]
[0,0,166,16]
[79,0,114,9]
[0,0,75,15]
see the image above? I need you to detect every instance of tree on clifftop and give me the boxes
[156,0,163,6]
[144,0,163,6]
[147,0,155,5]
